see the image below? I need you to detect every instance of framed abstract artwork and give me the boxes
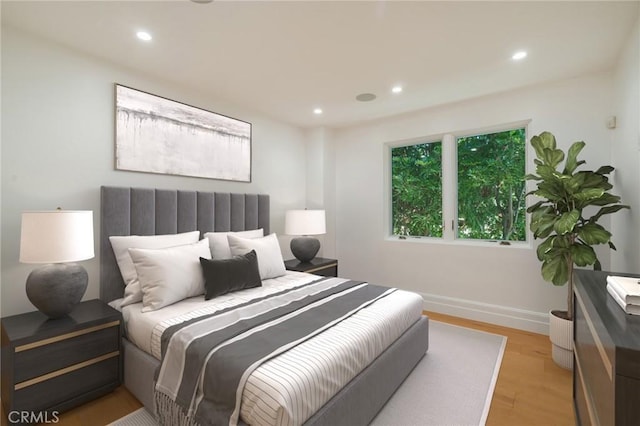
[115,84,251,182]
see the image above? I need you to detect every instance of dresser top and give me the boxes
[575,269,640,351]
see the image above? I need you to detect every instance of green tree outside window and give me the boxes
[457,128,526,241]
[391,127,526,242]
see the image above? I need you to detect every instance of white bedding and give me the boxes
[122,271,322,358]
[122,271,424,426]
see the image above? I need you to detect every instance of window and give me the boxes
[391,141,443,237]
[390,125,527,242]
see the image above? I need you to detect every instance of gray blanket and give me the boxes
[154,277,396,426]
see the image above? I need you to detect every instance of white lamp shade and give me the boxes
[20,210,95,263]
[285,210,326,236]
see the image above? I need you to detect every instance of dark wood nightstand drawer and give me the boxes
[13,356,120,412]
[312,265,337,277]
[14,322,120,383]
[1,299,122,419]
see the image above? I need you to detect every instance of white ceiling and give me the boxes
[2,1,638,128]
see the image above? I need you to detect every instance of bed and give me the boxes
[100,186,429,426]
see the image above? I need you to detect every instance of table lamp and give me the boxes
[20,210,94,318]
[285,209,326,263]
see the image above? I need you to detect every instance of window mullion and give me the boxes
[441,134,456,241]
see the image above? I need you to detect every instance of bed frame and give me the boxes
[100,185,429,425]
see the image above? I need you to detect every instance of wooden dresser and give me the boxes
[573,270,640,426]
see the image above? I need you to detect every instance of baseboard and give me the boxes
[420,292,549,335]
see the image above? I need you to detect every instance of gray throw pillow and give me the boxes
[200,250,262,300]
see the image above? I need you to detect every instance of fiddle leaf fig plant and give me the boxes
[526,132,629,320]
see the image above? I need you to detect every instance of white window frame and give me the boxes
[385,120,531,247]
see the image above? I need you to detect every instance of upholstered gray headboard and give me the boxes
[100,186,270,303]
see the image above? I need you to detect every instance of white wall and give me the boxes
[4,22,637,332]
[302,128,337,259]
[611,15,640,274]
[332,72,618,334]
[1,27,308,316]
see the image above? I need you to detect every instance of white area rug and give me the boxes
[110,320,506,426]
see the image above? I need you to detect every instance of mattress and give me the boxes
[121,271,424,426]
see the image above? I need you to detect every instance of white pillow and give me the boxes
[204,228,264,259]
[227,233,286,280]
[109,231,200,307]
[129,239,211,312]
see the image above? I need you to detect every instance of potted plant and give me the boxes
[526,131,629,369]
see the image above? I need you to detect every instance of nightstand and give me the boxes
[284,257,338,277]
[1,299,122,420]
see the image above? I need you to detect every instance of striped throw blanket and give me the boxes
[153,277,397,426]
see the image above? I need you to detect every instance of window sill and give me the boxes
[385,235,533,250]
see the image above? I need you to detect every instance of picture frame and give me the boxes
[115,84,251,182]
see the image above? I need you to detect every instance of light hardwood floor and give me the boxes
[2,312,574,426]
[427,312,574,426]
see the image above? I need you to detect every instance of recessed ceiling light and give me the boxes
[191,0,213,3]
[136,31,152,42]
[313,108,323,115]
[392,86,403,94]
[512,51,527,61]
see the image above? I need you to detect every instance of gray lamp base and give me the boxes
[25,263,88,319]
[290,237,320,263]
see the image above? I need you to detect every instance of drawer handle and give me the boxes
[575,289,613,380]
[15,320,120,353]
[15,351,119,390]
